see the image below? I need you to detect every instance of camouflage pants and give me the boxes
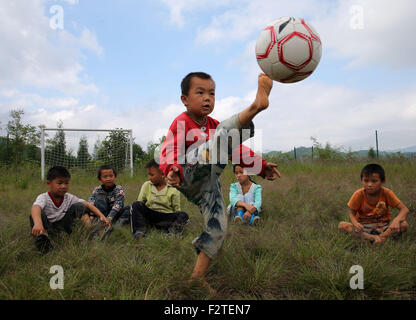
[179,114,255,259]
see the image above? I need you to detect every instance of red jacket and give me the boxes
[159,112,267,182]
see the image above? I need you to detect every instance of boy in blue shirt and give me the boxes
[88,165,131,228]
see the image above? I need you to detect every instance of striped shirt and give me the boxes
[33,192,85,223]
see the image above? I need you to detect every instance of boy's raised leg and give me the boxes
[238,74,273,128]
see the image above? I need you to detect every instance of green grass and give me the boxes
[1,161,416,300]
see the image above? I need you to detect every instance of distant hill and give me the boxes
[263,146,416,160]
[389,145,416,153]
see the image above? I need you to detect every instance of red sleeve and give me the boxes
[232,144,267,178]
[159,118,186,182]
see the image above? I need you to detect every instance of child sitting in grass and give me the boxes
[338,163,410,244]
[30,166,111,254]
[88,165,131,228]
[228,164,262,225]
[130,159,190,239]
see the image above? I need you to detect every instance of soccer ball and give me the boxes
[255,17,322,83]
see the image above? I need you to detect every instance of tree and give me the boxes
[100,129,129,172]
[92,138,104,161]
[6,109,41,164]
[46,121,66,167]
[77,136,90,168]
[310,136,342,161]
[133,143,146,164]
[144,136,165,164]
[368,147,376,160]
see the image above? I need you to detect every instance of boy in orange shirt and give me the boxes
[338,163,409,244]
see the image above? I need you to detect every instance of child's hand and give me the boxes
[243,211,252,221]
[167,166,181,188]
[352,222,364,233]
[388,219,401,234]
[100,216,111,228]
[264,162,281,180]
[32,223,47,236]
[245,204,257,214]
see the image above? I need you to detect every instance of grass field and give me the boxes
[1,160,415,300]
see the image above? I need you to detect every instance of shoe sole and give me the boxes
[252,217,261,225]
[234,216,244,224]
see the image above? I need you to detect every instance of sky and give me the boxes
[0,0,415,153]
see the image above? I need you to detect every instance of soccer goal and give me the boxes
[41,128,133,180]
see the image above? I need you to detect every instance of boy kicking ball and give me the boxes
[159,72,280,294]
[338,164,409,244]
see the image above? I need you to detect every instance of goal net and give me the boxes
[41,128,133,180]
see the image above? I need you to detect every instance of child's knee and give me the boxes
[400,221,409,233]
[80,214,91,226]
[338,221,351,232]
[131,201,145,212]
[177,211,190,224]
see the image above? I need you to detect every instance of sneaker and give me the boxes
[234,214,244,224]
[133,231,146,240]
[163,232,173,237]
[251,216,261,225]
[35,234,54,254]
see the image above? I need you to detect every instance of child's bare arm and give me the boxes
[31,205,47,236]
[349,208,363,232]
[82,201,111,227]
[235,201,248,211]
[393,202,409,224]
[381,202,409,238]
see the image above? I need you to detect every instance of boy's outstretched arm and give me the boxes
[31,205,47,236]
[82,201,111,227]
[263,162,281,180]
[160,118,186,188]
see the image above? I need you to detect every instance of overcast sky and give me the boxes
[0,0,415,153]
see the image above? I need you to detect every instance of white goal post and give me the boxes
[41,128,134,180]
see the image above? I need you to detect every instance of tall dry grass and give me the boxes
[0,160,415,299]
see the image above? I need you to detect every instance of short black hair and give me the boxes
[232,164,255,183]
[97,165,117,179]
[232,164,241,173]
[145,158,161,171]
[361,163,385,182]
[181,72,214,96]
[47,166,71,181]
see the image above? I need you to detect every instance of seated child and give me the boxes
[228,164,262,225]
[88,165,131,227]
[130,159,189,238]
[338,163,409,244]
[30,166,111,253]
